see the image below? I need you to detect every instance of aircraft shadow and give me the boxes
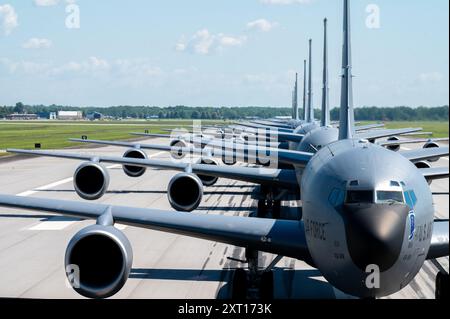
[35,189,255,196]
[129,268,338,299]
[0,213,80,222]
[196,206,256,212]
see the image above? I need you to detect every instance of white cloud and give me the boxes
[0,4,18,35]
[22,38,53,49]
[34,0,59,6]
[247,19,278,32]
[418,72,444,84]
[176,29,247,55]
[260,0,313,5]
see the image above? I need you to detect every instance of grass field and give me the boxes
[0,120,448,156]
[0,120,227,155]
[382,121,449,138]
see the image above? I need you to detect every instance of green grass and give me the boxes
[381,121,449,138]
[0,120,447,156]
[0,120,226,151]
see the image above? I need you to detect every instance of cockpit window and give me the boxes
[346,191,374,204]
[376,191,404,204]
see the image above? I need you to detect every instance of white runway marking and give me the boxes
[28,217,78,231]
[17,178,74,197]
[15,151,166,231]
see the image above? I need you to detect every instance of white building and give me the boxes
[57,111,83,120]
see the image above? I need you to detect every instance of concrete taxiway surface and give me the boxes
[0,138,448,299]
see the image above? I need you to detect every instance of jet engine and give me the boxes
[74,162,110,200]
[385,136,401,152]
[122,149,147,178]
[196,158,219,186]
[423,141,440,162]
[65,225,133,299]
[167,173,203,212]
[414,160,433,184]
[170,139,188,160]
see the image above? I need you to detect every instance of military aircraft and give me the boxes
[1,0,448,300]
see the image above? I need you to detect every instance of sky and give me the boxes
[0,0,448,108]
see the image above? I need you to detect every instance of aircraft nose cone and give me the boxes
[341,203,409,272]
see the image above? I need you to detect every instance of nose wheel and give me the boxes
[436,271,449,300]
[257,199,281,219]
[229,248,279,300]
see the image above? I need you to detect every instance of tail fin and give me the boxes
[307,39,314,123]
[338,0,355,140]
[321,18,330,127]
[303,59,307,121]
[294,73,299,120]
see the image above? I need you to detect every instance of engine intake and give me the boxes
[167,173,203,212]
[74,162,110,200]
[414,161,433,185]
[123,149,147,177]
[423,141,440,162]
[196,158,219,186]
[65,225,133,299]
[386,136,401,152]
[170,139,188,160]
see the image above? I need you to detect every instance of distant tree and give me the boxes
[14,102,25,114]
[191,111,200,119]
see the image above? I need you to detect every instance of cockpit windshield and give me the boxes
[346,191,374,204]
[376,191,404,204]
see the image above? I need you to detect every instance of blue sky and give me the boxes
[0,0,448,108]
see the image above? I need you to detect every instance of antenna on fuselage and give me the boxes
[307,39,314,123]
[303,59,307,122]
[338,0,355,140]
[321,18,330,127]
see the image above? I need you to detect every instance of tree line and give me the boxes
[0,103,448,122]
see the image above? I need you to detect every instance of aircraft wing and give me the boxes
[399,147,449,162]
[357,128,423,141]
[378,138,449,147]
[427,220,449,260]
[69,138,313,168]
[420,167,449,181]
[70,139,173,152]
[354,123,385,131]
[6,149,300,190]
[0,194,312,263]
[228,127,304,143]
[235,122,294,134]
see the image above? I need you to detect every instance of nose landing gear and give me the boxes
[229,248,282,300]
[436,271,449,300]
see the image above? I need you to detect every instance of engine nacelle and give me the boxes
[65,225,133,299]
[414,160,433,185]
[74,162,110,200]
[423,141,440,162]
[122,149,147,178]
[386,136,401,152]
[196,158,219,186]
[167,173,203,212]
[170,139,188,160]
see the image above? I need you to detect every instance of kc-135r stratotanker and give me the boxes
[0,0,448,299]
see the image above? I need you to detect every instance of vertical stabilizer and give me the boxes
[302,60,307,121]
[294,73,299,120]
[321,18,330,127]
[307,39,314,123]
[338,0,355,140]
